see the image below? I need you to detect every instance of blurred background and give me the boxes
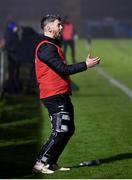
[1,0,132,97]
[0,0,132,179]
[0,0,132,38]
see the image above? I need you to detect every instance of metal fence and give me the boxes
[0,49,7,98]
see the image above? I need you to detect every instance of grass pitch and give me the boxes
[0,38,132,179]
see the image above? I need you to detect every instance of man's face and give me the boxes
[48,19,63,39]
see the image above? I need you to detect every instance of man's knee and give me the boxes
[53,130,75,145]
[51,111,75,135]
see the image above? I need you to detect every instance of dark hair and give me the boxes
[41,14,62,30]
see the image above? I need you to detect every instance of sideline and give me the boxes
[96,67,132,98]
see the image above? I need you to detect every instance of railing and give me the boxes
[0,49,7,99]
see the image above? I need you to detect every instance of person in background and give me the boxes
[62,16,79,91]
[62,16,76,63]
[0,38,5,49]
[4,21,22,94]
[33,14,101,174]
[4,21,40,95]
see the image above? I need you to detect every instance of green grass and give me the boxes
[0,95,42,178]
[39,39,132,179]
[0,38,132,179]
[91,39,132,89]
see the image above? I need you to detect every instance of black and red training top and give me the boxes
[35,35,87,99]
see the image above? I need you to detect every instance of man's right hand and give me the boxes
[85,54,101,68]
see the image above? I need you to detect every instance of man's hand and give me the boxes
[85,54,101,68]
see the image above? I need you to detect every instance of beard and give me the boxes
[53,30,62,39]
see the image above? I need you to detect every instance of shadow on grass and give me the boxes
[0,95,44,179]
[0,95,41,123]
[69,152,132,169]
[0,143,38,178]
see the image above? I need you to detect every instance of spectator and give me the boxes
[62,16,76,63]
[4,21,40,95]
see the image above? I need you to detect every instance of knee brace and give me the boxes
[51,111,71,133]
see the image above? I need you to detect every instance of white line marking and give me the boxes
[96,67,132,98]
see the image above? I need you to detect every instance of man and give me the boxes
[4,21,40,94]
[33,14,101,174]
[62,16,76,63]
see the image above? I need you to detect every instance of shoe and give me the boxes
[33,161,54,174]
[49,164,70,171]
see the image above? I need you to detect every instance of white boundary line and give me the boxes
[96,67,132,98]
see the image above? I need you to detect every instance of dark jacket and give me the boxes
[37,36,87,76]
[5,26,40,63]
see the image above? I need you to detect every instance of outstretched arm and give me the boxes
[38,44,101,76]
[85,54,101,68]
